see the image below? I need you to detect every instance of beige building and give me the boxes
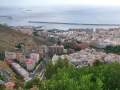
[30,53,40,63]
[16,52,25,63]
[48,45,64,57]
[5,51,16,60]
[25,58,35,71]
[10,62,30,81]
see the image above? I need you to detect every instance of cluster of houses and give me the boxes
[2,27,120,89]
[4,50,40,81]
[52,48,120,68]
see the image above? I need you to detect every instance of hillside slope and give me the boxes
[0,24,37,51]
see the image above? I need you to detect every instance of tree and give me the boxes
[93,60,104,66]
[102,63,120,90]
[104,45,120,54]
[24,77,41,90]
[15,43,24,49]
[43,62,120,90]
[33,31,39,36]
[45,58,69,79]
[13,60,120,90]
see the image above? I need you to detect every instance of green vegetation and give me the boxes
[0,74,5,81]
[64,42,81,51]
[1,57,120,90]
[24,77,42,89]
[23,59,120,90]
[15,43,22,49]
[33,31,39,36]
[0,51,5,60]
[45,58,69,79]
[104,45,120,54]
[64,42,73,49]
[74,47,81,51]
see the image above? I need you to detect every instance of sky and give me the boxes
[1,0,120,25]
[1,0,120,7]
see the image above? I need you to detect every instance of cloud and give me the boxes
[1,0,120,7]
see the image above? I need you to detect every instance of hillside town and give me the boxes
[1,25,120,89]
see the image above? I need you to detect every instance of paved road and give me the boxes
[30,60,46,80]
